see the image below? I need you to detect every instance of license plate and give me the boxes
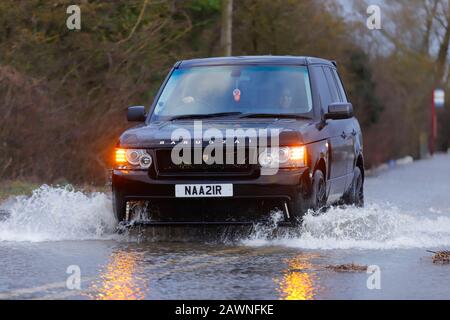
[175,184,233,198]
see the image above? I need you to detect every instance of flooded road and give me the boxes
[1,154,450,299]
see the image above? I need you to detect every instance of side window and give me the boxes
[332,69,348,102]
[323,67,340,103]
[312,66,332,113]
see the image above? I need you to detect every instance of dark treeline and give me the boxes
[0,0,449,185]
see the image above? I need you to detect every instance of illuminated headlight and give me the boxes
[258,146,306,168]
[115,148,152,169]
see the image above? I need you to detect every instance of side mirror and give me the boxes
[325,102,353,120]
[127,106,146,122]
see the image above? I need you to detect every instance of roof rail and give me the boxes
[331,60,337,67]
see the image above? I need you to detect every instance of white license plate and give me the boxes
[175,184,233,198]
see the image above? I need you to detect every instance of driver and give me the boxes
[279,88,294,111]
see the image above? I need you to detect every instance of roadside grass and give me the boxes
[0,180,110,203]
[0,180,40,202]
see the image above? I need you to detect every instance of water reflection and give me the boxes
[88,249,147,300]
[275,254,319,300]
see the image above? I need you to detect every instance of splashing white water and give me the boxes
[0,185,117,242]
[1,185,450,248]
[243,204,450,250]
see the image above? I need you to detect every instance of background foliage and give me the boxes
[0,0,449,184]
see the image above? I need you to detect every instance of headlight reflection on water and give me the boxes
[275,254,319,300]
[88,250,147,300]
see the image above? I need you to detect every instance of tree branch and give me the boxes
[117,0,150,44]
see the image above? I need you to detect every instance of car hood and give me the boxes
[118,119,314,148]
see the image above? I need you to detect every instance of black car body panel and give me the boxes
[112,56,364,224]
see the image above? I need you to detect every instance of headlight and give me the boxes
[258,146,306,168]
[115,148,152,169]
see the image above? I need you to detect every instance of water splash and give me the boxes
[1,186,450,249]
[243,204,450,250]
[0,185,118,242]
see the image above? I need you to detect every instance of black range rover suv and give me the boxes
[112,56,364,224]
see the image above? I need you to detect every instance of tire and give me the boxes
[112,189,127,222]
[289,178,310,223]
[311,170,327,212]
[344,166,364,207]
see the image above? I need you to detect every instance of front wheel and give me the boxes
[310,170,327,212]
[289,178,311,223]
[344,166,364,207]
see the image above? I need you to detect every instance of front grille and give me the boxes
[155,148,258,178]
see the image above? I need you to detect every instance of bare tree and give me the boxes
[220,0,233,56]
[422,0,439,54]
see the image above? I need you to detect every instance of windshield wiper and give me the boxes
[169,112,242,121]
[239,113,311,120]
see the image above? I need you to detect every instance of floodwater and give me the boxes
[0,154,450,300]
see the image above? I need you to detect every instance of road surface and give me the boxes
[0,154,450,299]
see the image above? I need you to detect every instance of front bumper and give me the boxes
[112,168,309,222]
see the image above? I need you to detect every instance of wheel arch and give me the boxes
[314,156,327,179]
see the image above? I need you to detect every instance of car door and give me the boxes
[323,66,355,192]
[311,66,347,199]
[330,67,357,181]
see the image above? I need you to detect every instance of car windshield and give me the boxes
[150,65,313,121]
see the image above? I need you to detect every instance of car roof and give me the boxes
[177,56,335,68]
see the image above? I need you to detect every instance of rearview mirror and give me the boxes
[127,106,146,122]
[325,102,353,120]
